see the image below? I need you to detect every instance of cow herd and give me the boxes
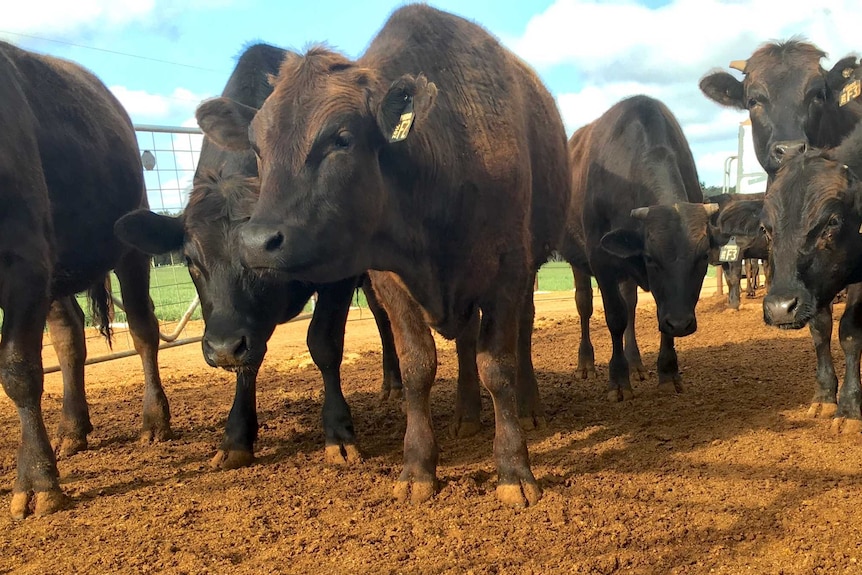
[2,4,862,520]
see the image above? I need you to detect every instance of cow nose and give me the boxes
[660,315,697,337]
[769,139,807,165]
[203,334,250,367]
[763,294,799,326]
[239,222,284,269]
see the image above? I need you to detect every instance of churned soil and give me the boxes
[2,286,862,574]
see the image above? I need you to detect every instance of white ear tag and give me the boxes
[719,236,740,262]
[389,97,415,143]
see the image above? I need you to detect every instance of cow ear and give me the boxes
[699,71,745,110]
[114,209,185,255]
[826,56,859,93]
[601,228,644,259]
[716,200,763,236]
[196,97,258,151]
[376,74,437,143]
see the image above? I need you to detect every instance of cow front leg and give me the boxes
[370,272,438,503]
[595,273,632,401]
[657,332,683,393]
[724,262,742,311]
[832,292,862,435]
[1,265,66,519]
[211,364,259,470]
[46,296,92,456]
[573,266,597,379]
[479,285,541,507]
[450,309,482,438]
[362,274,403,402]
[114,250,171,443]
[620,278,647,380]
[308,278,361,465]
[807,304,839,418]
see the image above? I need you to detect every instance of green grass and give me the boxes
[49,259,718,328]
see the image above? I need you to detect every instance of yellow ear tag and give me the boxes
[840,79,861,107]
[389,97,415,143]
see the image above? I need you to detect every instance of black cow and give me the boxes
[116,44,409,468]
[564,95,718,401]
[722,122,862,432]
[196,5,570,506]
[0,43,167,518]
[701,40,862,418]
[707,193,770,310]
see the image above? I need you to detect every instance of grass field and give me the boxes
[67,260,718,326]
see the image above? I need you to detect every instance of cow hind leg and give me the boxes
[515,274,546,431]
[807,305,839,418]
[113,249,171,443]
[308,279,361,466]
[478,284,541,507]
[370,272,439,504]
[657,333,683,394]
[449,309,482,438]
[620,278,647,381]
[46,296,92,457]
[573,266,596,379]
[211,365,259,470]
[362,274,403,402]
[832,292,862,435]
[1,262,66,519]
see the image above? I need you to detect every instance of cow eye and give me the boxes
[813,89,826,104]
[747,97,761,110]
[334,131,353,149]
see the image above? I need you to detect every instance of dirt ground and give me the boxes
[3,285,862,574]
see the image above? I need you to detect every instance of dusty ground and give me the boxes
[3,284,862,574]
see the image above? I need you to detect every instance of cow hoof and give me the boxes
[448,419,482,439]
[393,479,436,504]
[10,489,68,520]
[576,365,597,380]
[657,380,684,394]
[608,388,634,402]
[519,415,547,431]
[807,402,838,418]
[379,388,404,403]
[831,417,862,435]
[52,435,88,458]
[723,307,740,314]
[631,364,648,381]
[140,425,173,445]
[496,481,542,508]
[325,444,362,466]
[210,449,254,470]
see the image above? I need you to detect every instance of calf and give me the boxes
[722,123,862,431]
[566,95,718,401]
[0,42,166,518]
[196,5,570,506]
[701,40,862,417]
[116,43,406,468]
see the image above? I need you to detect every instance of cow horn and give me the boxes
[729,59,747,72]
[704,203,720,216]
[630,207,650,220]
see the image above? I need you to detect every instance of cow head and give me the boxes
[114,172,290,370]
[196,47,437,283]
[600,202,719,337]
[700,40,859,175]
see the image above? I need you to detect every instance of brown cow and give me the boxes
[0,42,166,518]
[196,5,570,506]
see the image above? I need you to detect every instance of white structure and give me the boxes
[723,119,768,195]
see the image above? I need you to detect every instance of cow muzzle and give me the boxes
[202,332,251,369]
[769,139,807,167]
[763,293,807,329]
[659,314,697,337]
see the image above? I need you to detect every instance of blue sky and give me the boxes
[4,0,861,193]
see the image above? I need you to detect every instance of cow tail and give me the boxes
[88,277,114,348]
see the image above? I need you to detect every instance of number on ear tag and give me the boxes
[719,236,740,262]
[389,97,415,142]
[840,79,861,107]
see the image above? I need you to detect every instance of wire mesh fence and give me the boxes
[42,125,205,373]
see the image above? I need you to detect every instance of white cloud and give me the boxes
[514,0,862,185]
[110,85,206,124]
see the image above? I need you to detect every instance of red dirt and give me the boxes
[3,287,862,574]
